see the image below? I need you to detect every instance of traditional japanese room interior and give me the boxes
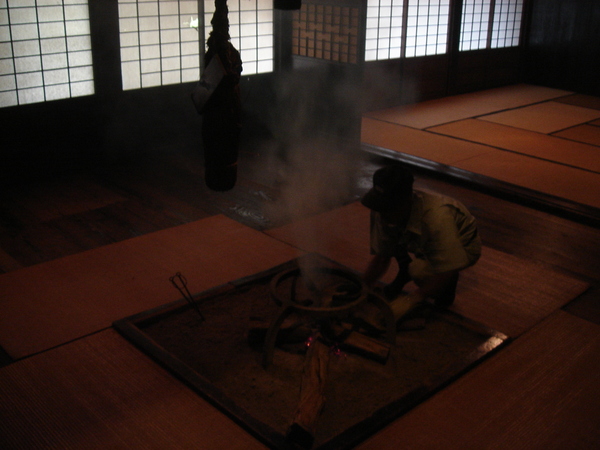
[1,0,599,449]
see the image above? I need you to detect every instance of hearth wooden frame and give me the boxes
[113,255,509,450]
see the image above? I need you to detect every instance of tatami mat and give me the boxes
[0,329,267,450]
[265,202,589,338]
[361,117,493,166]
[430,119,600,172]
[453,150,600,209]
[363,84,572,129]
[454,246,589,338]
[553,124,600,147]
[555,93,600,110]
[479,101,600,134]
[0,215,301,359]
[356,310,600,449]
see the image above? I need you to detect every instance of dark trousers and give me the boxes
[383,248,412,299]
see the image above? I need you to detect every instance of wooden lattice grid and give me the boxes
[292,2,360,63]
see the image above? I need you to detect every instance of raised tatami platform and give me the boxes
[362,84,600,224]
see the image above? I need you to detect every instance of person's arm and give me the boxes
[363,254,392,288]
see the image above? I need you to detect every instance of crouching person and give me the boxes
[361,164,481,321]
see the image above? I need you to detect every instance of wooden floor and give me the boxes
[1,94,599,447]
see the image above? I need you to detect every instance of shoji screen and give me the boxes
[118,0,200,90]
[0,0,94,107]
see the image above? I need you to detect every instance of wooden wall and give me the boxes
[524,0,600,96]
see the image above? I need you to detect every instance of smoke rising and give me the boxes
[260,69,365,225]
[251,68,369,283]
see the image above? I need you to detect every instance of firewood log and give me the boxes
[341,331,391,364]
[286,335,329,449]
[388,292,423,322]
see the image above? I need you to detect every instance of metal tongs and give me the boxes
[169,272,205,321]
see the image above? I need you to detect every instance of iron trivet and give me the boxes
[113,254,508,450]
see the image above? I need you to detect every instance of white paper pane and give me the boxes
[12,39,39,57]
[44,68,69,85]
[15,55,41,72]
[141,72,161,87]
[120,0,207,89]
[181,67,199,82]
[69,64,93,81]
[18,86,44,104]
[0,90,18,107]
[16,71,42,89]
[67,35,91,51]
[0,58,14,75]
[68,51,92,67]
[121,60,141,89]
[38,22,65,39]
[12,23,39,40]
[42,53,68,70]
[38,6,65,23]
[9,7,37,25]
[45,83,70,100]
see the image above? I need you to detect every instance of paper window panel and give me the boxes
[119,0,202,90]
[490,0,523,48]
[405,0,450,58]
[459,0,523,51]
[293,2,360,64]
[0,1,94,107]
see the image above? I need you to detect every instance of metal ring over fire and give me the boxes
[263,266,396,368]
[269,266,368,316]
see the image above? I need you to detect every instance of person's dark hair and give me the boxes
[361,164,414,212]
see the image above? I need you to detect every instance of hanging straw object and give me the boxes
[192,0,242,191]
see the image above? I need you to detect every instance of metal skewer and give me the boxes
[169,272,205,321]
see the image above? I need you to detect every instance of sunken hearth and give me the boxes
[113,254,507,450]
